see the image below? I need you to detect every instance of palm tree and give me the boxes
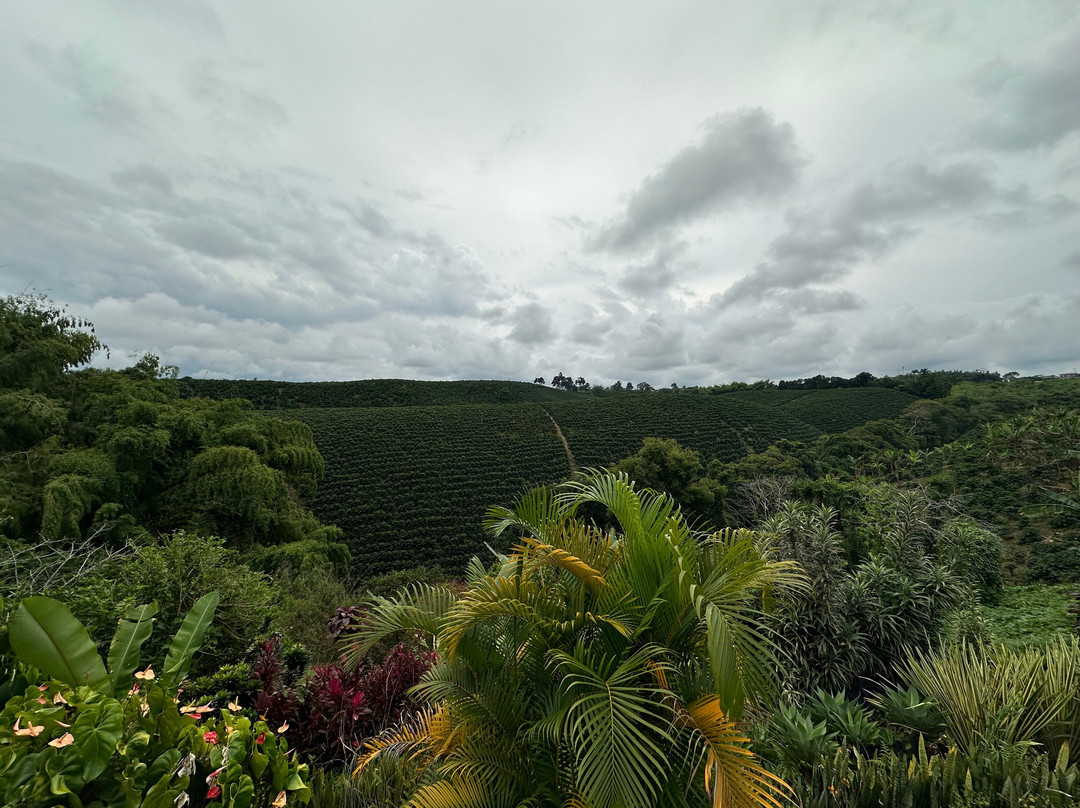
[347,471,808,808]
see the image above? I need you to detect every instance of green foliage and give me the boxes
[357,565,450,599]
[0,296,340,560]
[762,702,839,771]
[939,519,1005,601]
[120,532,275,672]
[0,679,308,807]
[870,684,946,738]
[287,394,820,575]
[980,585,1076,649]
[7,597,111,692]
[270,566,356,665]
[780,388,918,433]
[179,376,571,408]
[806,690,892,753]
[1027,534,1080,583]
[7,593,217,698]
[762,493,967,694]
[610,437,726,524]
[348,471,808,808]
[784,741,1080,808]
[0,294,101,395]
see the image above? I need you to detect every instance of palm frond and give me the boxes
[681,695,791,808]
[549,644,676,808]
[344,583,459,663]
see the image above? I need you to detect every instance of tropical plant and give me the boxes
[899,637,1080,762]
[7,592,219,696]
[0,592,309,807]
[346,471,809,808]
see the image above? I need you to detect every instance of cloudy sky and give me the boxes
[2,0,1078,384]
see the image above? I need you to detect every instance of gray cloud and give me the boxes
[26,42,171,136]
[1062,251,1080,270]
[186,60,289,138]
[0,156,505,332]
[617,242,686,296]
[970,32,1080,152]
[591,108,806,253]
[716,159,1077,309]
[507,302,555,345]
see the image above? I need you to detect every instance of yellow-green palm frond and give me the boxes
[681,695,791,808]
[406,772,499,808]
[344,583,459,663]
[442,573,563,659]
[515,534,608,591]
[354,706,452,776]
[549,643,676,808]
[485,483,571,541]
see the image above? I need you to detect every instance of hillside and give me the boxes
[727,387,918,432]
[281,396,822,574]
[178,377,571,408]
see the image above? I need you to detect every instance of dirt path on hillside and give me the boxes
[542,408,579,475]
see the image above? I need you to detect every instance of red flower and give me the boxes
[256,732,266,745]
[207,784,222,799]
[203,730,218,745]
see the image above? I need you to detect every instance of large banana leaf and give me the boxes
[160,592,219,689]
[108,602,158,695]
[8,596,111,692]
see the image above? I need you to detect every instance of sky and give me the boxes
[2,0,1079,385]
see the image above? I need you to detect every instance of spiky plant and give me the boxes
[345,470,809,808]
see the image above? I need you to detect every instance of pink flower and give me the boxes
[13,718,44,737]
[48,732,74,748]
[203,730,218,745]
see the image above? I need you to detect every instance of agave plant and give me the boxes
[346,471,809,808]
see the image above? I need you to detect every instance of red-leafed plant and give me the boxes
[254,633,434,767]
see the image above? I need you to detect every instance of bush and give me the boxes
[271,566,355,665]
[0,680,310,807]
[253,638,433,768]
[937,519,1004,601]
[120,531,276,673]
[1028,535,1080,584]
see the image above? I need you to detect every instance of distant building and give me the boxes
[1061,372,1080,379]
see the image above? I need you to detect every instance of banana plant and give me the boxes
[6,592,219,696]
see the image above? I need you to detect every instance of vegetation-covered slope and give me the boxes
[727,387,918,432]
[283,396,822,574]
[546,394,821,466]
[179,377,571,408]
[281,404,567,574]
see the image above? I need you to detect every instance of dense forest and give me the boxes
[3,293,1080,808]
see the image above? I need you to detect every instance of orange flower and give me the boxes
[48,732,75,748]
[272,790,287,807]
[134,667,155,681]
[277,721,289,733]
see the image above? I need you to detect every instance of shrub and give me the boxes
[120,531,275,673]
[0,680,310,807]
[253,638,433,768]
[1028,534,1080,584]
[271,566,355,665]
[937,519,1004,601]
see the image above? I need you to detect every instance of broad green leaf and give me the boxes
[108,603,158,696]
[72,699,124,783]
[161,592,219,689]
[8,596,110,692]
[231,773,255,808]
